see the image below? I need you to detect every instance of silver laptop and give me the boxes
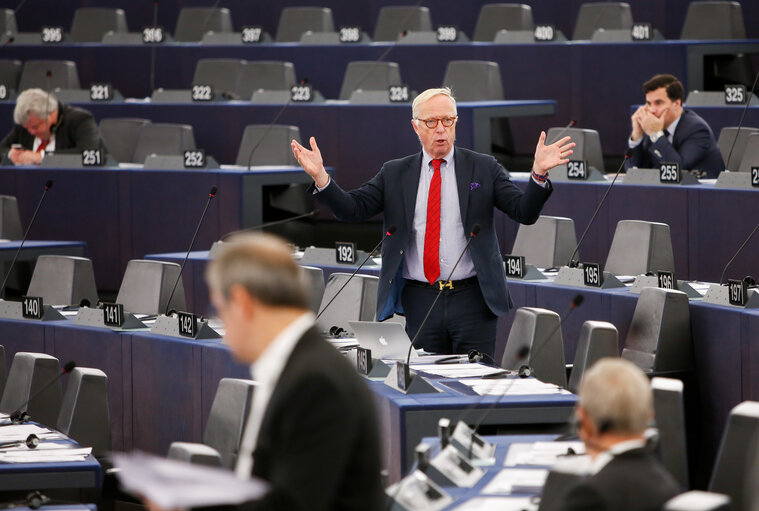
[349,321,419,360]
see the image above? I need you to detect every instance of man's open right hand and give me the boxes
[291,136,330,189]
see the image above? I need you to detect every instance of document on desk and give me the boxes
[410,363,507,378]
[504,441,586,466]
[460,379,572,396]
[113,450,269,509]
[0,424,54,440]
[453,496,536,511]
[481,468,548,495]
[0,446,92,463]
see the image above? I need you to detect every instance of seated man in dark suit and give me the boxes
[0,88,104,165]
[558,358,682,511]
[626,74,724,178]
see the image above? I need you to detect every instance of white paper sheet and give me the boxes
[504,441,586,466]
[410,363,507,378]
[481,468,549,495]
[0,424,53,441]
[0,447,91,463]
[460,379,572,396]
[453,496,537,511]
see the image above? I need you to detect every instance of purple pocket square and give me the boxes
[470,182,481,191]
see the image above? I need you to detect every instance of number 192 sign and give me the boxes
[335,241,356,264]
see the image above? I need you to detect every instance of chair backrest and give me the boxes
[717,127,759,171]
[0,352,62,428]
[132,123,196,164]
[0,195,23,240]
[18,60,81,91]
[0,346,7,399]
[192,58,245,99]
[473,3,534,42]
[664,491,731,511]
[0,59,21,92]
[115,259,186,315]
[622,287,693,373]
[572,2,633,40]
[538,458,588,511]
[681,1,745,40]
[738,133,759,172]
[1,9,17,35]
[501,307,567,387]
[373,6,432,42]
[443,60,504,101]
[56,367,111,457]
[651,377,689,489]
[316,273,378,333]
[174,7,233,42]
[546,127,605,172]
[511,215,577,269]
[99,118,151,164]
[203,378,257,469]
[709,401,759,510]
[235,124,301,167]
[605,220,675,276]
[276,7,334,42]
[339,61,402,100]
[238,61,297,99]
[70,8,128,42]
[567,320,618,393]
[27,255,98,307]
[300,265,325,314]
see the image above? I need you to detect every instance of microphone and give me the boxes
[404,225,481,369]
[164,186,217,315]
[718,222,759,285]
[566,149,632,267]
[220,209,318,240]
[724,70,759,170]
[551,119,577,142]
[0,180,53,299]
[316,225,396,322]
[8,360,75,424]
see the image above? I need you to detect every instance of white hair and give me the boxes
[13,88,58,125]
[411,87,457,121]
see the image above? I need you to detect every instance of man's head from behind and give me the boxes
[206,233,310,363]
[14,88,59,140]
[576,358,653,455]
[642,74,684,128]
[411,87,458,159]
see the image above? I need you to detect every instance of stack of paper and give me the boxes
[410,363,507,379]
[0,446,92,463]
[504,441,586,466]
[460,379,572,396]
[481,469,549,495]
[454,496,536,511]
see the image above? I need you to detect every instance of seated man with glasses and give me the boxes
[291,87,574,360]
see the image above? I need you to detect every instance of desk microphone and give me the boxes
[718,222,759,285]
[567,149,632,267]
[164,186,217,315]
[0,180,53,299]
[7,360,75,424]
[220,209,318,240]
[724,70,759,171]
[551,119,577,141]
[315,225,396,321]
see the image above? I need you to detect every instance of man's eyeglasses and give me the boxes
[415,116,458,129]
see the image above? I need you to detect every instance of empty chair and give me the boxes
[0,346,7,398]
[132,123,196,164]
[192,58,245,100]
[70,8,128,42]
[511,216,577,269]
[238,61,297,99]
[174,7,233,42]
[686,90,759,107]
[622,287,693,374]
[168,378,256,469]
[717,127,759,170]
[115,259,186,315]
[708,401,759,511]
[681,1,745,40]
[738,133,759,172]
[275,7,334,42]
[0,353,62,428]
[605,220,675,276]
[0,9,17,35]
[235,125,301,167]
[442,60,504,101]
[0,195,22,240]
[536,457,587,511]
[168,442,222,467]
[339,61,402,100]
[316,273,378,334]
[57,367,110,457]
[18,60,80,91]
[572,2,633,40]
[664,491,731,511]
[300,266,325,314]
[0,59,21,92]
[373,6,432,42]
[27,255,98,307]
[501,307,567,387]
[99,118,151,164]
[546,127,605,172]
[651,377,689,489]
[473,4,534,42]
[567,321,618,393]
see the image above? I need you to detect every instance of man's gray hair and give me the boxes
[579,358,653,435]
[13,88,58,125]
[205,233,310,310]
[411,87,457,121]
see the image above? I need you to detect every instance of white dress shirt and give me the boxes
[32,135,55,157]
[234,312,316,479]
[629,113,681,148]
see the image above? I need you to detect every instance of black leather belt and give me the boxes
[405,276,478,291]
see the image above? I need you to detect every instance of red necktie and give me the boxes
[36,139,48,153]
[423,159,444,285]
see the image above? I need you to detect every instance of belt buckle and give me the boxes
[438,280,453,290]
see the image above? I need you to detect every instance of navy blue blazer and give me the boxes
[313,146,552,321]
[625,109,724,178]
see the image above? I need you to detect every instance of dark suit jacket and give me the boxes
[625,109,724,178]
[0,103,104,155]
[559,448,682,511]
[235,327,384,511]
[313,146,552,321]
